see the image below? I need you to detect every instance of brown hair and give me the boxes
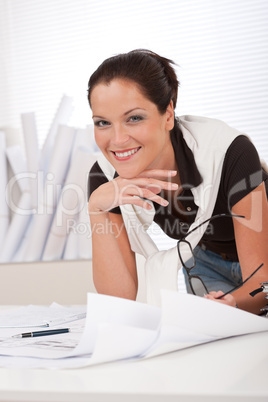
[87,49,179,114]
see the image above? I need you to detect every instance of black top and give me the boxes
[88,127,268,261]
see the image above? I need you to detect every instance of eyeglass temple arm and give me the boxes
[216,263,264,299]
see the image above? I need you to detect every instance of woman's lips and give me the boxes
[112,147,141,160]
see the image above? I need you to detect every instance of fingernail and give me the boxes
[162,200,169,206]
[168,170,177,176]
[171,183,178,189]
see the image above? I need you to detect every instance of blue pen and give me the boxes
[12,328,70,338]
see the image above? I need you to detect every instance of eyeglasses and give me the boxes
[177,213,264,298]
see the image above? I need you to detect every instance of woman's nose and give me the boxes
[111,125,130,145]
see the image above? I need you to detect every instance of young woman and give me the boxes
[87,49,268,314]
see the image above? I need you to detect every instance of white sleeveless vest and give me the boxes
[97,115,242,305]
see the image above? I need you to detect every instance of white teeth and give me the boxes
[114,148,139,158]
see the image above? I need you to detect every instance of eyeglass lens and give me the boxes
[189,276,209,297]
[177,214,258,298]
[178,240,209,296]
[178,240,195,269]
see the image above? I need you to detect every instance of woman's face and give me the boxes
[90,78,175,178]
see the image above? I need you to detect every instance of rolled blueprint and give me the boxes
[40,95,74,173]
[73,126,95,154]
[6,145,27,193]
[3,145,35,262]
[22,124,76,262]
[21,112,39,209]
[0,192,33,262]
[42,149,98,260]
[0,144,31,262]
[12,219,33,262]
[77,200,92,260]
[63,229,78,260]
[0,132,9,255]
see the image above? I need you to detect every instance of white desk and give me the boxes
[0,330,267,402]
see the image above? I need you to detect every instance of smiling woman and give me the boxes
[90,78,175,179]
[87,49,268,314]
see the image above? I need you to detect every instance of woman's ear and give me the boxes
[165,100,175,131]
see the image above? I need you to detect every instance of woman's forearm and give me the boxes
[232,272,268,314]
[90,212,138,300]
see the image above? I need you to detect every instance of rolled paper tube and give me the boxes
[22,125,76,262]
[45,124,77,203]
[63,229,78,260]
[6,145,28,193]
[12,224,32,262]
[0,132,9,254]
[77,201,92,260]
[72,127,95,154]
[21,112,40,208]
[0,192,32,262]
[42,150,98,260]
[40,95,74,173]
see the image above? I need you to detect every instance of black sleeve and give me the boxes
[87,161,121,214]
[222,135,268,208]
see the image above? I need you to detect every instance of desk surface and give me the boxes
[0,329,267,402]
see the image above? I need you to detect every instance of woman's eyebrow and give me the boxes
[92,108,146,120]
[92,114,107,119]
[123,108,146,116]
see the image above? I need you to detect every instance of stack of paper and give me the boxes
[0,95,99,263]
[0,291,268,369]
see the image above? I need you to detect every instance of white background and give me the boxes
[0,0,267,157]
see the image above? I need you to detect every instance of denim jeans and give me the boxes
[182,245,243,295]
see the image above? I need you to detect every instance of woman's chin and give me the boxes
[116,170,137,179]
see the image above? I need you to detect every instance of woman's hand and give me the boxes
[204,291,237,308]
[88,169,178,214]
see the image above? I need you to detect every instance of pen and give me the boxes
[12,328,70,338]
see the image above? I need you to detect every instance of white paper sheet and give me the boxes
[0,291,267,369]
[160,290,268,338]
[0,303,86,329]
[88,322,158,365]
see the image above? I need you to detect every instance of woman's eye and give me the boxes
[94,120,110,128]
[128,115,143,123]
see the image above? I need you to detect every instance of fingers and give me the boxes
[128,180,178,196]
[137,169,177,179]
[207,290,224,298]
[90,169,179,213]
[221,294,237,307]
[120,175,178,195]
[118,185,169,208]
[122,196,153,210]
[115,171,179,208]
[204,291,237,307]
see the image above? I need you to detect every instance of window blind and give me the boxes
[0,0,267,251]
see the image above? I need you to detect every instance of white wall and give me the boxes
[0,255,147,305]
